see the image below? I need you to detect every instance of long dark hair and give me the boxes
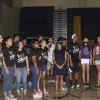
[55,41,62,51]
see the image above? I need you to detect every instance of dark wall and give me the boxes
[67,8,100,40]
[0,3,2,23]
[19,6,54,37]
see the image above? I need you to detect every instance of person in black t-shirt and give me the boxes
[29,40,42,98]
[39,39,48,95]
[15,40,29,97]
[67,34,80,89]
[2,36,16,100]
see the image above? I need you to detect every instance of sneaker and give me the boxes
[4,96,10,100]
[71,85,75,89]
[83,83,87,88]
[33,92,42,98]
[51,80,55,83]
[76,84,80,88]
[86,83,90,88]
[43,89,48,95]
[38,89,42,95]
[9,95,17,99]
[47,80,52,83]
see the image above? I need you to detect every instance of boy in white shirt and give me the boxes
[47,37,55,83]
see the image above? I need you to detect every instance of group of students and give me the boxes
[0,33,100,100]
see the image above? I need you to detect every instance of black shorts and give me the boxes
[72,60,80,72]
[72,66,80,72]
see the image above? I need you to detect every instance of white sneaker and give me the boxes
[33,92,42,98]
[51,80,55,83]
[9,95,17,100]
[62,87,68,93]
[4,96,10,100]
[38,89,42,95]
[47,80,51,83]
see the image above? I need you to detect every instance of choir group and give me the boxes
[0,34,100,100]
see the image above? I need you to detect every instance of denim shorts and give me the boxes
[40,65,47,71]
[95,60,100,65]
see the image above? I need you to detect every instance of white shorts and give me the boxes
[95,60,100,65]
[47,61,53,70]
[81,59,90,64]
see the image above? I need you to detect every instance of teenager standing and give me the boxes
[68,34,80,88]
[47,37,55,82]
[93,36,100,87]
[29,40,42,98]
[53,42,67,93]
[15,40,29,97]
[39,40,48,95]
[2,36,16,100]
[79,38,92,88]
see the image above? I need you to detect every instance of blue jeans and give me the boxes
[31,66,40,91]
[2,67,14,93]
[16,67,27,91]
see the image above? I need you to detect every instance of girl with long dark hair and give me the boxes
[53,42,67,93]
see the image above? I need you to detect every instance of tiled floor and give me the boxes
[0,66,100,100]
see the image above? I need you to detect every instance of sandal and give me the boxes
[56,90,58,94]
[60,90,63,94]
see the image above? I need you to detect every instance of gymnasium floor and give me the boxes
[0,66,100,100]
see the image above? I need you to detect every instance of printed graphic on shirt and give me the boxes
[17,53,26,63]
[83,47,90,55]
[73,45,79,54]
[9,51,15,60]
[96,46,100,54]
[41,52,48,60]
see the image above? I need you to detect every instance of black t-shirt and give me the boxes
[3,47,15,67]
[39,48,48,66]
[29,48,42,67]
[15,50,27,68]
[68,41,80,61]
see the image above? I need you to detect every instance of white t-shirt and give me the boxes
[47,43,55,61]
